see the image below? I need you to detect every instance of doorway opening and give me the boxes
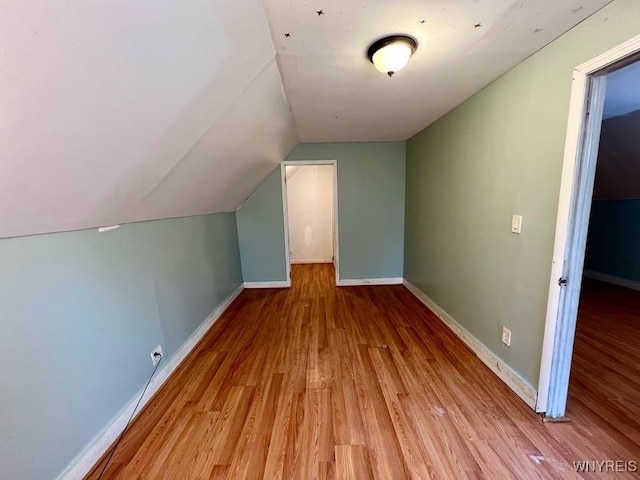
[537,35,640,419]
[281,161,339,286]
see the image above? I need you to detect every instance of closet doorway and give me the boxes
[281,161,339,285]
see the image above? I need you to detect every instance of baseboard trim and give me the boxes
[243,281,290,288]
[583,269,640,291]
[402,279,537,409]
[338,277,403,286]
[291,259,333,264]
[57,283,245,480]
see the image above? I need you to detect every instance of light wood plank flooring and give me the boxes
[87,264,639,479]
[567,279,640,461]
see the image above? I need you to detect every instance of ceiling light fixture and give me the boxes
[367,35,417,77]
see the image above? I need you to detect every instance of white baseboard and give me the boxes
[402,280,537,409]
[57,284,245,480]
[338,277,403,286]
[243,280,290,288]
[291,259,333,264]
[583,269,640,291]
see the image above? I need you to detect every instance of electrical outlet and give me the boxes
[501,327,512,347]
[151,344,163,366]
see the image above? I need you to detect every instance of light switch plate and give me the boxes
[511,215,523,234]
[502,327,512,347]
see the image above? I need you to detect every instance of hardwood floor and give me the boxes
[567,279,640,457]
[87,265,640,479]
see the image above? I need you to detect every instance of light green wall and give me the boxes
[404,0,640,387]
[236,143,406,282]
[288,143,406,280]
[0,213,242,479]
[236,167,288,283]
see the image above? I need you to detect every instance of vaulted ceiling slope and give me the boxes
[263,0,612,142]
[2,1,614,239]
[0,0,298,239]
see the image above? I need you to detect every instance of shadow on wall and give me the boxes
[593,109,640,199]
[585,200,640,282]
[586,110,640,282]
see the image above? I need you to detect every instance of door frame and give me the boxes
[280,160,340,286]
[536,34,640,417]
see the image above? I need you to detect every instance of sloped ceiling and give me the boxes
[0,0,298,238]
[263,0,612,142]
[1,0,614,238]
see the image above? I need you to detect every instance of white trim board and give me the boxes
[283,160,336,165]
[57,284,244,480]
[403,280,538,409]
[338,277,403,286]
[244,281,290,288]
[583,270,640,291]
[279,163,293,288]
[291,259,333,264]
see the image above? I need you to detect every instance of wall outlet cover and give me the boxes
[151,344,163,366]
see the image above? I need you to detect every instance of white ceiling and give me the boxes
[263,0,612,142]
[0,0,298,238]
[604,59,640,119]
[0,0,615,238]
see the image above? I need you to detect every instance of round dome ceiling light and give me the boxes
[367,35,418,77]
